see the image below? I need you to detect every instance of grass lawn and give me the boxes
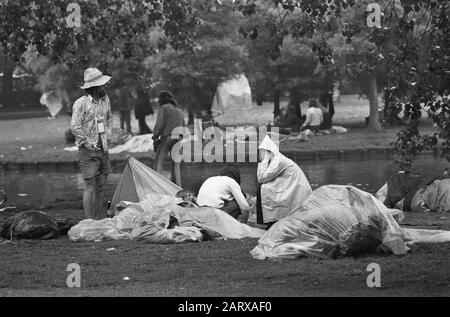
[0,95,437,163]
[0,208,449,297]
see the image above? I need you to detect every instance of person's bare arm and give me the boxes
[301,110,312,129]
[229,180,250,212]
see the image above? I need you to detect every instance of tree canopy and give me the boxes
[235,0,450,165]
[0,0,196,105]
[1,0,449,167]
[146,1,248,120]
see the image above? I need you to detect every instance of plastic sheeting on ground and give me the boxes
[276,126,347,143]
[170,205,265,239]
[251,185,450,260]
[110,158,182,214]
[109,128,133,148]
[63,146,78,152]
[68,193,265,243]
[109,134,154,154]
[251,185,409,260]
[402,228,450,244]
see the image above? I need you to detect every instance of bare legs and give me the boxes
[83,174,108,220]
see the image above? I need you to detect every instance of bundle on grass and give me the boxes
[376,170,450,213]
[1,210,78,240]
[251,185,409,260]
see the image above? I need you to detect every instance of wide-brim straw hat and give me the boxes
[80,68,112,89]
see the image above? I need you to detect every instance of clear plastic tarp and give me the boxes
[69,193,265,243]
[251,185,410,260]
[110,158,183,214]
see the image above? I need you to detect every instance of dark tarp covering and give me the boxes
[2,211,60,240]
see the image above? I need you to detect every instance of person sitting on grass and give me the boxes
[196,165,251,224]
[300,99,324,133]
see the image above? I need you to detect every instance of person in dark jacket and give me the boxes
[274,105,302,134]
[134,88,153,135]
[152,91,185,186]
[116,88,133,134]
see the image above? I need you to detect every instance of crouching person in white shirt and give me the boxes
[197,165,251,224]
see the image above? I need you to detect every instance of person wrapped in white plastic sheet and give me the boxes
[256,135,312,228]
[251,185,410,260]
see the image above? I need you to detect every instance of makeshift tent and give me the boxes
[211,74,252,116]
[109,134,154,154]
[110,158,182,215]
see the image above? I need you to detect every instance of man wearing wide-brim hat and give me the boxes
[70,68,113,220]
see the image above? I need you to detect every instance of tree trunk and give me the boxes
[289,87,302,119]
[368,74,382,132]
[273,89,281,121]
[2,55,14,107]
[187,107,195,125]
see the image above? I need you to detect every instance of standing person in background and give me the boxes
[273,105,302,135]
[333,81,341,104]
[134,87,153,135]
[152,91,185,186]
[71,68,113,220]
[116,88,133,134]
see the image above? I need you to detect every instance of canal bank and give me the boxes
[0,146,442,174]
[1,151,448,211]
